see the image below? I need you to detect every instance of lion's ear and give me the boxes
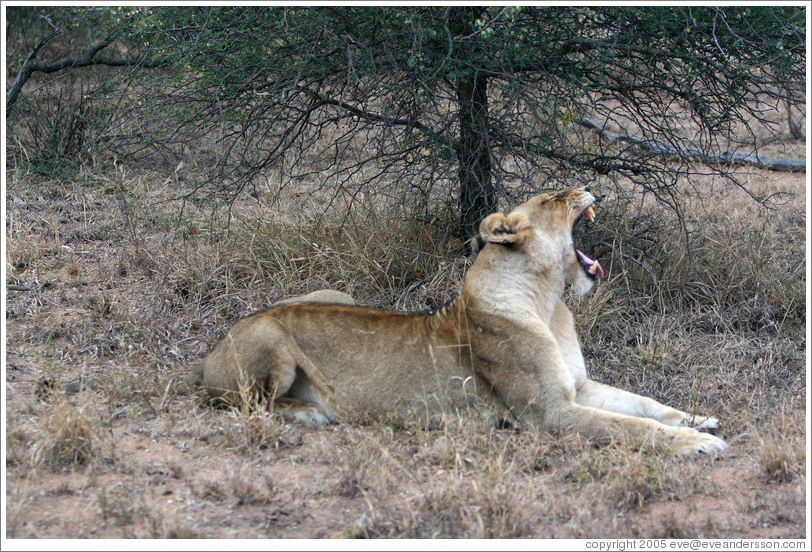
[478,212,531,246]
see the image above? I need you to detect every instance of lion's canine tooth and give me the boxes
[589,261,604,279]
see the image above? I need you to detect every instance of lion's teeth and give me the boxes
[583,206,595,221]
[590,261,604,278]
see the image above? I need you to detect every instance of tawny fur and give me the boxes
[273,289,355,306]
[197,187,727,454]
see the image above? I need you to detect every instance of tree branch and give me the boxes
[307,90,435,134]
[5,17,62,115]
[6,32,164,116]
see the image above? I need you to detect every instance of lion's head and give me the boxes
[475,186,603,298]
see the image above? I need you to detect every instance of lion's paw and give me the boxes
[689,415,720,432]
[281,404,334,425]
[676,431,728,456]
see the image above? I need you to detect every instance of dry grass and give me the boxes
[347,475,534,538]
[3,149,806,538]
[755,408,806,484]
[219,382,288,453]
[562,440,714,511]
[31,394,101,469]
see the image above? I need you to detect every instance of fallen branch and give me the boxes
[576,117,805,173]
[7,285,34,292]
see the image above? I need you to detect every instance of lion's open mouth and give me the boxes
[574,205,604,279]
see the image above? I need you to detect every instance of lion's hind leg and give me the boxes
[265,337,343,425]
[575,380,720,431]
[202,315,340,423]
[278,356,343,424]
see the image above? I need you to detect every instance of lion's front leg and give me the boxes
[549,299,720,432]
[471,315,727,455]
[547,404,728,455]
[575,380,720,431]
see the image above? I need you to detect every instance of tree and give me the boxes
[5,8,162,116]
[6,6,806,239]
[4,7,162,172]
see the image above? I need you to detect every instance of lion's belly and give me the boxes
[292,323,485,421]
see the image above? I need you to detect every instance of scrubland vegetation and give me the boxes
[4,4,806,542]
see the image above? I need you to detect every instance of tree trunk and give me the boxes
[456,72,495,242]
[449,7,495,242]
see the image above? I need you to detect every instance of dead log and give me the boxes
[576,117,805,173]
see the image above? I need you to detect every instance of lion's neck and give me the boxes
[464,286,561,324]
[461,258,564,325]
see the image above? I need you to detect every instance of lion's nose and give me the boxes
[584,186,591,193]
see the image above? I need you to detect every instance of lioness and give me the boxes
[198,187,727,454]
[272,289,356,307]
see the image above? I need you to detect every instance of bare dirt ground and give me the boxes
[3,163,808,542]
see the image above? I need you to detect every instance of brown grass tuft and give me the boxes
[33,395,100,468]
[756,408,806,484]
[346,474,533,538]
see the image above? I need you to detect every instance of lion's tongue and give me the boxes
[577,249,604,278]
